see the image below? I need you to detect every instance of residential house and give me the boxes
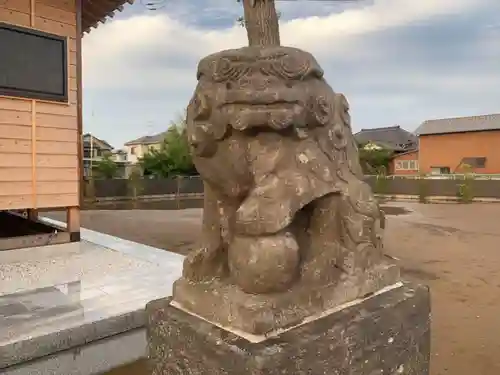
[110,149,128,163]
[124,131,167,164]
[354,126,419,175]
[415,113,500,175]
[390,150,420,176]
[82,134,113,177]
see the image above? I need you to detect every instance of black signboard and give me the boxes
[0,22,68,102]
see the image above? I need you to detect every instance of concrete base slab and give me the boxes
[146,283,430,375]
[0,218,184,374]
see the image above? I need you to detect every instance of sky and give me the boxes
[82,0,500,149]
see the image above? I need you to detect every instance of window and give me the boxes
[461,157,486,169]
[395,159,419,171]
[0,23,68,102]
[83,147,91,159]
[430,166,450,175]
[130,147,136,155]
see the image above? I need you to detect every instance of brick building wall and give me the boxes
[389,150,419,175]
[419,130,500,174]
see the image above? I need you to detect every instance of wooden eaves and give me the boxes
[82,0,135,33]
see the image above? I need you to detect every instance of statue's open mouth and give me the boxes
[223,102,298,111]
[222,89,302,106]
[220,101,305,131]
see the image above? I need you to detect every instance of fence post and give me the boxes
[456,164,475,203]
[127,168,142,209]
[417,173,429,203]
[176,176,183,209]
[85,178,96,203]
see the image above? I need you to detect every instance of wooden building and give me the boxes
[0,0,133,249]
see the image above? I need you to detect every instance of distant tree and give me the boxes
[357,145,393,174]
[93,153,118,179]
[139,116,197,178]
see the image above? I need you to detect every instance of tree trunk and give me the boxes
[242,0,280,46]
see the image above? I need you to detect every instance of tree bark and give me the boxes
[242,0,280,46]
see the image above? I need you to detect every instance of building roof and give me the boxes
[354,126,418,151]
[390,149,418,159]
[124,131,168,146]
[415,113,500,136]
[82,133,114,150]
[83,0,135,33]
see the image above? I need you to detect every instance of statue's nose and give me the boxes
[238,74,277,90]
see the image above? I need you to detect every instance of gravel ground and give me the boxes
[47,202,500,375]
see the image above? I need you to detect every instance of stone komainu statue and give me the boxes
[172,46,399,334]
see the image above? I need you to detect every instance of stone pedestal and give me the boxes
[146,283,430,375]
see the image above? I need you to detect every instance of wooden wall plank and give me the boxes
[0,195,32,209]
[0,181,78,201]
[0,139,31,154]
[69,77,77,91]
[0,8,31,27]
[69,64,77,79]
[0,98,32,112]
[37,167,78,181]
[37,141,78,155]
[37,127,77,142]
[69,51,77,65]
[37,154,78,168]
[0,182,32,196]
[0,168,32,182]
[0,153,31,167]
[37,181,78,194]
[37,193,78,208]
[0,125,32,140]
[36,102,77,116]
[0,110,32,125]
[35,3,76,25]
[0,140,76,155]
[68,90,77,104]
[36,113,77,130]
[0,154,78,168]
[34,15,76,37]
[0,194,78,209]
[0,0,31,14]
[35,0,76,13]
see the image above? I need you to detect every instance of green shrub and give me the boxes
[456,164,474,203]
[84,178,96,202]
[417,173,429,203]
[127,167,143,200]
[374,169,389,195]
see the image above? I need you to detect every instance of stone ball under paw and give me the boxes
[228,231,300,294]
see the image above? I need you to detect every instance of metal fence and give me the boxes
[84,175,500,200]
[364,176,500,199]
[84,176,204,199]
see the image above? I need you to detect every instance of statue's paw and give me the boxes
[235,199,291,236]
[183,246,224,281]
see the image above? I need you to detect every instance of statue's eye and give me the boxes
[307,66,324,79]
[212,58,247,83]
[190,92,211,120]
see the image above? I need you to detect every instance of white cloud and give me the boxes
[281,0,479,49]
[81,0,500,147]
[82,0,482,90]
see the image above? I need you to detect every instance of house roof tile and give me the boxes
[83,0,135,33]
[416,113,500,136]
[354,126,417,151]
[125,131,168,146]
